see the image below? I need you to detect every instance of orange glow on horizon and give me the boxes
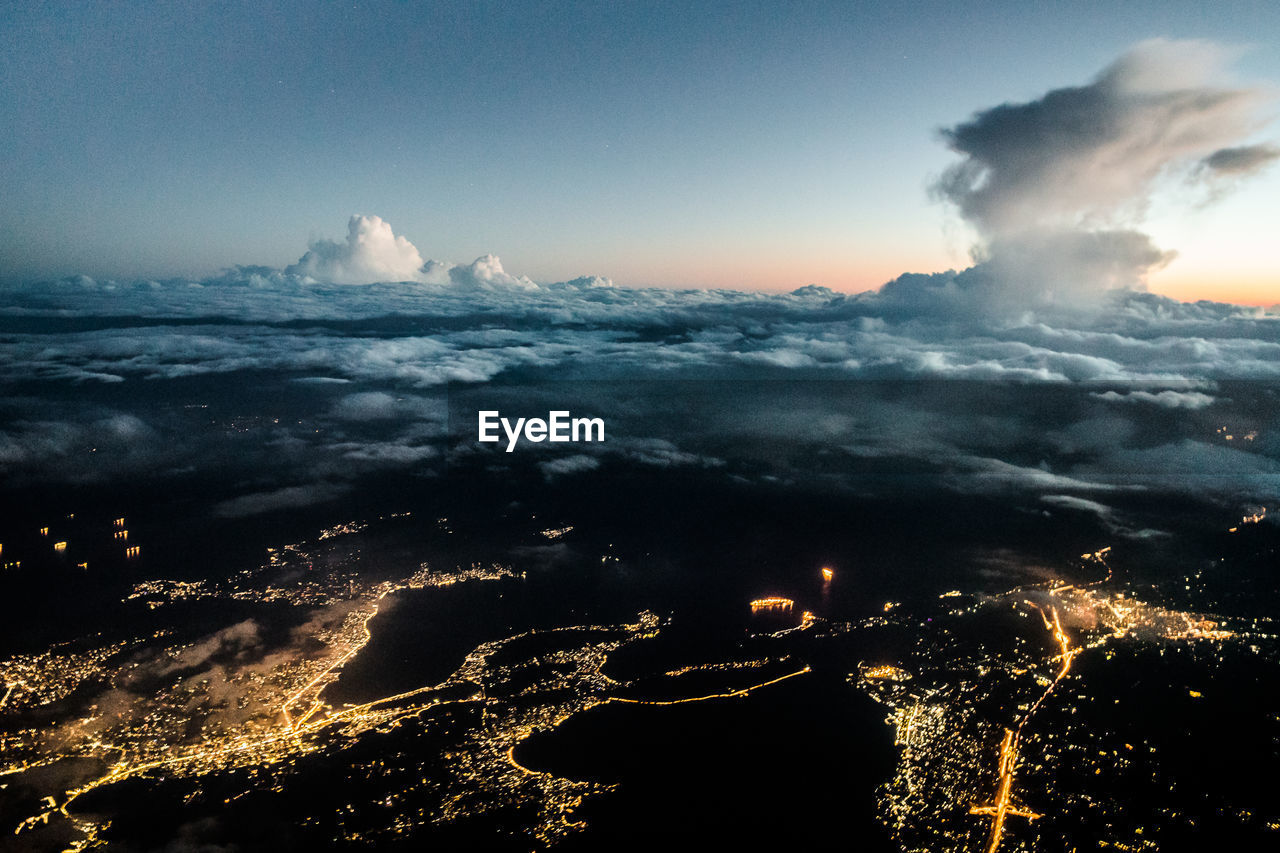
[1148,264,1278,308]
[614,266,1276,308]
[1149,280,1277,307]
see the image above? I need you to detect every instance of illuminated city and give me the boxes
[4,502,1275,851]
[3,9,1280,847]
[852,541,1275,852]
[1,516,670,848]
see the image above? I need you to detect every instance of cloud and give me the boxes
[1083,439,1280,501]
[958,456,1122,494]
[284,216,545,290]
[1041,494,1115,517]
[1092,389,1216,409]
[539,454,601,478]
[330,391,444,422]
[288,215,430,285]
[972,229,1176,305]
[448,254,538,291]
[331,391,400,420]
[933,38,1276,307]
[1,39,1278,515]
[3,284,1278,390]
[936,39,1272,233]
[213,483,349,518]
[328,439,437,466]
[1198,144,1280,178]
[1040,493,1171,540]
[128,620,264,682]
[614,437,722,469]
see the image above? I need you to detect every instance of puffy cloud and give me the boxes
[933,38,1276,307]
[288,215,430,285]
[556,275,615,289]
[972,229,1176,305]
[2,283,1278,389]
[937,39,1272,234]
[284,216,560,291]
[448,254,538,290]
[1,40,1277,515]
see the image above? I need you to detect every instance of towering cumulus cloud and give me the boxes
[932,38,1277,307]
[288,215,429,284]
[285,215,539,290]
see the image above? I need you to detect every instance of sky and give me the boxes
[2,0,1278,303]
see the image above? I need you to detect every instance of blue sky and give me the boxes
[3,1,1278,300]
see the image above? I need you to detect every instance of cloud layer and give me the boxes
[0,40,1276,517]
[285,214,545,290]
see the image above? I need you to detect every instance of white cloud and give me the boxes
[936,38,1273,235]
[449,254,538,291]
[3,282,1278,389]
[932,38,1276,307]
[1041,494,1115,517]
[959,456,1123,494]
[539,454,601,478]
[283,216,548,291]
[288,215,430,285]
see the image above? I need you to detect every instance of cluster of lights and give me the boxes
[1215,426,1258,442]
[1228,506,1267,533]
[853,544,1249,853]
[5,516,822,849]
[749,597,794,612]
